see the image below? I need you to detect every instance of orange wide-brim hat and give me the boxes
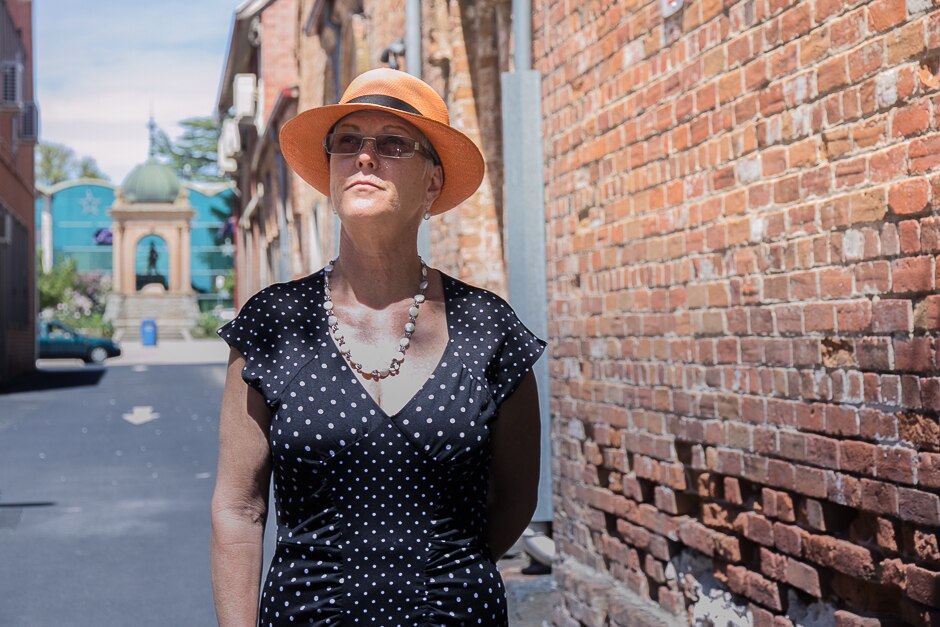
[279,68,485,215]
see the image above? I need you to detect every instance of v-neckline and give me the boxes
[321,270,454,420]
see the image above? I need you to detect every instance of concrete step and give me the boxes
[115,321,193,342]
[106,293,201,343]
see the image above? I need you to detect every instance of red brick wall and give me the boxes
[425,0,511,296]
[260,0,299,125]
[0,0,35,383]
[536,0,940,624]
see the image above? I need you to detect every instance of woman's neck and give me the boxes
[331,229,424,309]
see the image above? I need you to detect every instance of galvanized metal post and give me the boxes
[502,1,552,522]
[406,0,431,262]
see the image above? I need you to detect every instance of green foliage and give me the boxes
[37,256,79,311]
[38,259,114,338]
[35,142,109,186]
[221,270,235,295]
[153,116,228,182]
[68,313,114,339]
[77,156,108,180]
[191,311,224,339]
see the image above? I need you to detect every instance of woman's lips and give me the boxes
[348,179,381,189]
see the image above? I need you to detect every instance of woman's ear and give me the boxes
[425,163,444,206]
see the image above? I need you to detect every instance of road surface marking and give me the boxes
[122,406,160,425]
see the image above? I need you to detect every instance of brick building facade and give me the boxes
[0,0,36,385]
[218,0,311,303]
[222,0,515,302]
[537,0,940,624]
[220,0,940,622]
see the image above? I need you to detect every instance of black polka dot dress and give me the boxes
[218,269,546,626]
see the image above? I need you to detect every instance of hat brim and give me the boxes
[279,103,485,215]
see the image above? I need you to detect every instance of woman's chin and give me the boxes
[339,203,404,222]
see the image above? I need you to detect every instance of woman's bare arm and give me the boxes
[211,348,273,627]
[486,370,542,560]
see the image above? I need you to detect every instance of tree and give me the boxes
[153,116,227,182]
[77,156,108,180]
[35,142,109,186]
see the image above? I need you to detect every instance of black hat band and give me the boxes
[347,95,422,116]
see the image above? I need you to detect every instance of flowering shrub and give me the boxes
[38,258,114,338]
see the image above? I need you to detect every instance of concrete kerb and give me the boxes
[35,338,231,369]
[108,338,231,366]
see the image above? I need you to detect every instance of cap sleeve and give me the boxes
[217,288,279,405]
[485,307,547,405]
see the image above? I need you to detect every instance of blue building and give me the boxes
[36,173,236,312]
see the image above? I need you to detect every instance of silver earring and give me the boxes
[423,209,430,221]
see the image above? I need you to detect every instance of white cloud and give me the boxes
[35,0,238,181]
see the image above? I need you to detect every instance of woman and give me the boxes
[211,68,545,626]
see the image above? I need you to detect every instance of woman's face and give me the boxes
[328,110,442,225]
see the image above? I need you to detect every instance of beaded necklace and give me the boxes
[323,258,429,380]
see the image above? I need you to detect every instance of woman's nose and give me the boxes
[356,138,378,169]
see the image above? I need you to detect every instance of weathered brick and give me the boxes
[907,564,940,607]
[872,299,913,333]
[889,178,930,215]
[787,558,822,597]
[834,609,882,627]
[861,479,899,516]
[841,440,877,475]
[869,0,906,32]
[774,522,803,555]
[898,487,940,525]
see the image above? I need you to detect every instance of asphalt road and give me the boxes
[0,361,553,626]
[0,363,229,627]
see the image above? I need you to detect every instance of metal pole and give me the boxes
[406,0,422,78]
[512,0,531,70]
[503,0,551,523]
[406,0,431,261]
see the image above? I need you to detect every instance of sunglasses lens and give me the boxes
[375,135,413,158]
[325,133,418,158]
[327,133,362,154]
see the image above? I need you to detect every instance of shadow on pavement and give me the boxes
[0,366,107,395]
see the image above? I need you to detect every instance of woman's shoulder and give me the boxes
[440,271,514,315]
[239,270,325,313]
[438,271,534,340]
[438,270,546,404]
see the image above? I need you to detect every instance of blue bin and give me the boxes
[141,319,158,346]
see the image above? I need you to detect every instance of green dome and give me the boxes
[121,159,181,203]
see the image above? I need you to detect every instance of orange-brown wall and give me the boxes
[537,0,940,624]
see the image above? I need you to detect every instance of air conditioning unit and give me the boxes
[233,73,257,120]
[0,61,23,110]
[19,101,38,142]
[218,117,240,173]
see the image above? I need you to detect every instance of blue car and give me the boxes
[38,320,121,364]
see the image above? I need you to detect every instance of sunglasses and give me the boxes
[323,132,439,163]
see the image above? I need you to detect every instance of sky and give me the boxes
[35,0,239,183]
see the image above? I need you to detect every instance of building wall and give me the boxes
[287,0,512,295]
[36,182,116,273]
[260,0,300,125]
[423,0,511,296]
[537,0,940,624]
[0,0,35,384]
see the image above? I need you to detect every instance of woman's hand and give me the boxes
[486,370,542,560]
[210,348,273,627]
